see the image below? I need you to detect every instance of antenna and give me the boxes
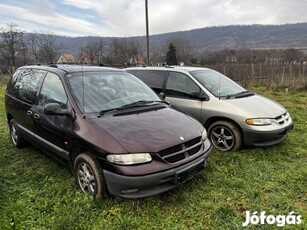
[218,74,221,100]
[82,63,85,116]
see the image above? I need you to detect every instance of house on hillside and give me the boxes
[78,52,93,64]
[57,54,75,63]
[128,54,145,66]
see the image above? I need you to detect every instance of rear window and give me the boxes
[7,69,45,104]
[128,70,167,94]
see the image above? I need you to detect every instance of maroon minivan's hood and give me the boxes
[89,107,203,153]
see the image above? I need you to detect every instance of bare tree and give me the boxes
[283,48,304,64]
[109,38,126,65]
[84,40,99,64]
[27,33,40,63]
[149,42,165,65]
[109,37,143,66]
[0,23,24,71]
[35,33,60,63]
[96,38,105,64]
[83,38,105,64]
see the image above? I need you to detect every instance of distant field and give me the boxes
[0,81,306,229]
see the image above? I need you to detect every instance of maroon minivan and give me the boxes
[5,64,212,198]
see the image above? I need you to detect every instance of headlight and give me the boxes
[246,118,272,126]
[106,153,152,165]
[201,129,207,140]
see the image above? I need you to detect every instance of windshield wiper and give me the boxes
[99,108,119,117]
[226,90,255,99]
[99,100,168,117]
[120,100,166,109]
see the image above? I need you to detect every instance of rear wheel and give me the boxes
[74,153,107,198]
[208,120,242,151]
[9,119,25,148]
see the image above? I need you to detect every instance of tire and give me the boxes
[74,153,107,198]
[9,119,25,148]
[208,120,242,151]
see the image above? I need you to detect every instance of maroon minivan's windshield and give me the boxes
[67,72,161,113]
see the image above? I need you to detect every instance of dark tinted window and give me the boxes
[166,72,200,98]
[131,70,167,94]
[7,69,22,97]
[8,69,45,104]
[37,72,68,108]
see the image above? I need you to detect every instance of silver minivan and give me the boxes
[126,66,294,151]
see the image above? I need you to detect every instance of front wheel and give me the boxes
[9,119,25,148]
[74,153,107,198]
[208,120,242,151]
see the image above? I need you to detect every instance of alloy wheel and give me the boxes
[77,162,97,196]
[210,126,235,151]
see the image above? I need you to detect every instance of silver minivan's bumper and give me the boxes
[243,122,294,147]
[103,144,212,198]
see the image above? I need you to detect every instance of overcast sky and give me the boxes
[1,0,307,37]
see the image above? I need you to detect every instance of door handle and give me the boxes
[33,114,40,120]
[27,110,33,116]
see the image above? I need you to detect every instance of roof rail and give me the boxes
[164,65,174,68]
[48,64,58,68]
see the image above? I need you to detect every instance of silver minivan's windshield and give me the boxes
[190,70,246,98]
[67,72,161,113]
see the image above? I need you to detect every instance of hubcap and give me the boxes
[77,163,96,195]
[211,126,234,151]
[11,125,18,146]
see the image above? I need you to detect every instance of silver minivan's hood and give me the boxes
[223,94,287,118]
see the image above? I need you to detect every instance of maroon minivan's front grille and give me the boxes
[158,137,202,163]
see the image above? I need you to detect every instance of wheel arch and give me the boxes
[7,113,13,124]
[70,145,108,172]
[204,116,244,143]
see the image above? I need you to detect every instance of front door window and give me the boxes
[165,72,200,98]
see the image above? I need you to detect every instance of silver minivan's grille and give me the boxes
[275,112,290,125]
[158,137,202,163]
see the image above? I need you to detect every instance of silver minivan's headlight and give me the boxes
[106,153,152,165]
[201,129,207,140]
[246,118,272,126]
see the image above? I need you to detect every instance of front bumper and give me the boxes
[103,145,212,198]
[243,122,294,147]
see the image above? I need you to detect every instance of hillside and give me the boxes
[53,23,307,55]
[156,23,307,51]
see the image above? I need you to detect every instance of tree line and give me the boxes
[1,23,307,89]
[0,23,197,71]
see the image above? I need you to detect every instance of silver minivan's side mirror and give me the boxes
[190,92,209,101]
[44,103,74,118]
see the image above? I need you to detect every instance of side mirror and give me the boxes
[44,103,74,118]
[189,92,209,101]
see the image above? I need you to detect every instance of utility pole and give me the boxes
[145,0,150,65]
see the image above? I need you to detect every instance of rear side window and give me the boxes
[8,69,45,104]
[131,70,167,94]
[37,72,68,109]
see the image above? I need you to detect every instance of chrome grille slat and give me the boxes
[158,136,203,163]
[275,112,290,125]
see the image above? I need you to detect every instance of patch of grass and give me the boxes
[0,84,306,229]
